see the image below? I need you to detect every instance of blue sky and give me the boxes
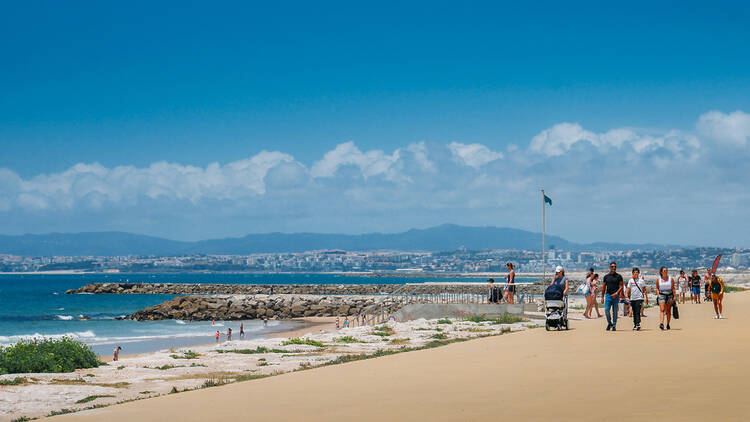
[2,1,750,246]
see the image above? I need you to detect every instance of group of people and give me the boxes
[487,262,517,304]
[568,261,726,331]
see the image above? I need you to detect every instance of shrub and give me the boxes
[282,338,324,347]
[0,338,101,375]
[169,350,200,359]
[371,326,395,337]
[334,336,363,343]
[216,347,289,354]
[437,318,452,324]
[0,377,27,385]
[430,333,448,339]
[76,395,115,404]
[463,313,526,324]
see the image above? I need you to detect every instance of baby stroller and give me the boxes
[544,284,569,331]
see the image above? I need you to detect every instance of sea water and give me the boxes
[0,273,531,355]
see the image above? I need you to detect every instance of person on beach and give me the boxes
[215,330,220,342]
[487,278,498,304]
[601,262,623,331]
[704,269,712,302]
[690,270,701,304]
[583,269,597,318]
[263,316,268,327]
[709,274,725,318]
[585,272,602,318]
[227,327,232,341]
[113,346,122,361]
[656,266,675,330]
[626,267,647,331]
[551,266,569,295]
[240,323,245,339]
[336,316,340,329]
[343,316,349,328]
[504,263,516,304]
[677,270,688,304]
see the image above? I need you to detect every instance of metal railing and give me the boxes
[344,281,539,327]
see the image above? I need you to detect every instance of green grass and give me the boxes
[430,333,448,339]
[11,417,30,422]
[371,325,395,337]
[169,350,201,359]
[76,395,115,404]
[725,285,748,293]
[414,327,432,331]
[139,391,153,394]
[190,363,207,367]
[0,337,101,375]
[0,377,27,386]
[334,336,364,343]
[281,338,325,347]
[463,313,527,324]
[116,365,125,370]
[48,409,76,416]
[389,338,410,345]
[216,346,290,354]
[147,364,183,370]
[436,318,453,324]
[200,379,229,388]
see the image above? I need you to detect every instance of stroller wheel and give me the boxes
[545,322,550,331]
[564,320,569,330]
[557,325,561,331]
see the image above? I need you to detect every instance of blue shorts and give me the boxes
[692,287,701,295]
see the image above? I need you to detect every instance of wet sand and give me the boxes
[52,292,750,421]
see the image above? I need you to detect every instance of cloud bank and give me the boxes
[1,110,748,246]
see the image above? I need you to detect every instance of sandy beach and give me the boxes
[36,291,750,422]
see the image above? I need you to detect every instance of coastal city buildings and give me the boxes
[1,247,745,273]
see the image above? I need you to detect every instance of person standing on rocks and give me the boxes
[601,262,623,331]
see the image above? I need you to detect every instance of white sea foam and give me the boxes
[56,315,74,320]
[175,320,186,324]
[0,330,97,345]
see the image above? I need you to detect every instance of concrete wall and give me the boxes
[391,303,524,322]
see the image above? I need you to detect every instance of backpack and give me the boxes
[711,279,723,294]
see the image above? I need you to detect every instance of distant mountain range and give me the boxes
[0,224,681,256]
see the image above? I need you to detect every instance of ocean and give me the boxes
[0,273,529,355]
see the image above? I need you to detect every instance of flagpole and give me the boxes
[541,189,546,283]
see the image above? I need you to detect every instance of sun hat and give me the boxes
[555,265,564,272]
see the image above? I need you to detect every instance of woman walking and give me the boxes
[504,263,516,304]
[709,274,725,318]
[583,269,601,318]
[677,270,688,304]
[626,267,647,331]
[656,266,676,330]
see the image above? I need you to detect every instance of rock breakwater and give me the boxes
[67,282,545,296]
[127,294,393,321]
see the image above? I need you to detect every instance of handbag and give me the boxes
[672,302,679,319]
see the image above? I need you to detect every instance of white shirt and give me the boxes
[627,277,646,301]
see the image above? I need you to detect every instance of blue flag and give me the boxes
[544,193,552,206]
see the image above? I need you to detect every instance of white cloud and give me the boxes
[528,123,701,164]
[697,110,750,148]
[310,141,401,179]
[447,142,503,168]
[1,110,750,246]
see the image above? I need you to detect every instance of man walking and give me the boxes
[601,261,623,331]
[626,267,647,331]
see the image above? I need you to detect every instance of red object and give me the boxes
[711,254,722,274]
